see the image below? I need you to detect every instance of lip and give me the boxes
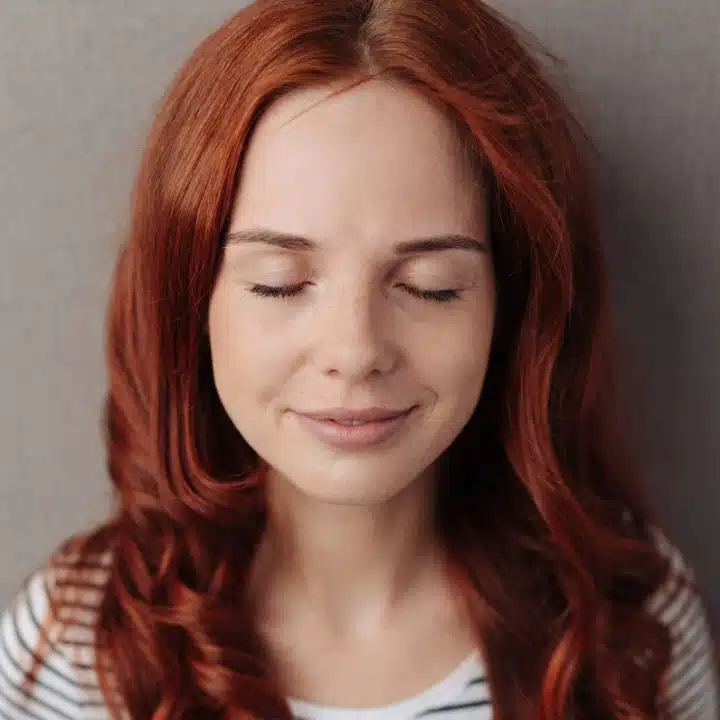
[294,406,417,450]
[300,407,413,422]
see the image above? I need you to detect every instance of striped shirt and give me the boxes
[0,530,717,719]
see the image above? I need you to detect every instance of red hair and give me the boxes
[39,0,706,716]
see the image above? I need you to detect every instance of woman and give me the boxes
[0,0,717,717]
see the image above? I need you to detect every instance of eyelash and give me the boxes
[247,282,461,303]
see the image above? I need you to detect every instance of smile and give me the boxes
[293,407,416,449]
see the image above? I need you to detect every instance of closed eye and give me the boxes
[247,283,461,303]
[397,284,460,302]
[248,282,308,299]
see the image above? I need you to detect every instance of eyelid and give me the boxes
[247,282,463,303]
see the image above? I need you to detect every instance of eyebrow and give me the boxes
[225,228,489,255]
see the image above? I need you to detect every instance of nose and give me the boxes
[311,282,397,382]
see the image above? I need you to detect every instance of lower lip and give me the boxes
[294,408,416,450]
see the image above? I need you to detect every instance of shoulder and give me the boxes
[646,526,719,719]
[0,543,112,719]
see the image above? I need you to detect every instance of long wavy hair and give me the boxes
[34,0,708,717]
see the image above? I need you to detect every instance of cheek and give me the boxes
[208,288,291,408]
[208,290,241,370]
[208,289,252,396]
[425,343,490,393]
[414,322,494,412]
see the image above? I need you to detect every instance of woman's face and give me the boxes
[208,79,495,506]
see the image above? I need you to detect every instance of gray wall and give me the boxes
[1,1,718,630]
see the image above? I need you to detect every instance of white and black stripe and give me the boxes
[0,531,716,719]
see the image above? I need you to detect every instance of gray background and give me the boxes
[1,0,718,632]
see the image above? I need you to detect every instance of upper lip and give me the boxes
[299,407,414,422]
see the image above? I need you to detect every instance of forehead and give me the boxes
[228,79,486,247]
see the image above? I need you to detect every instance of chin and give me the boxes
[302,486,405,507]
[285,465,428,507]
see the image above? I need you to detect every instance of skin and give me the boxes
[207,78,496,706]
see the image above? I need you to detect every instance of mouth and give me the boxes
[299,406,416,423]
[293,406,417,450]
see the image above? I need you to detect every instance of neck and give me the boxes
[248,464,451,643]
